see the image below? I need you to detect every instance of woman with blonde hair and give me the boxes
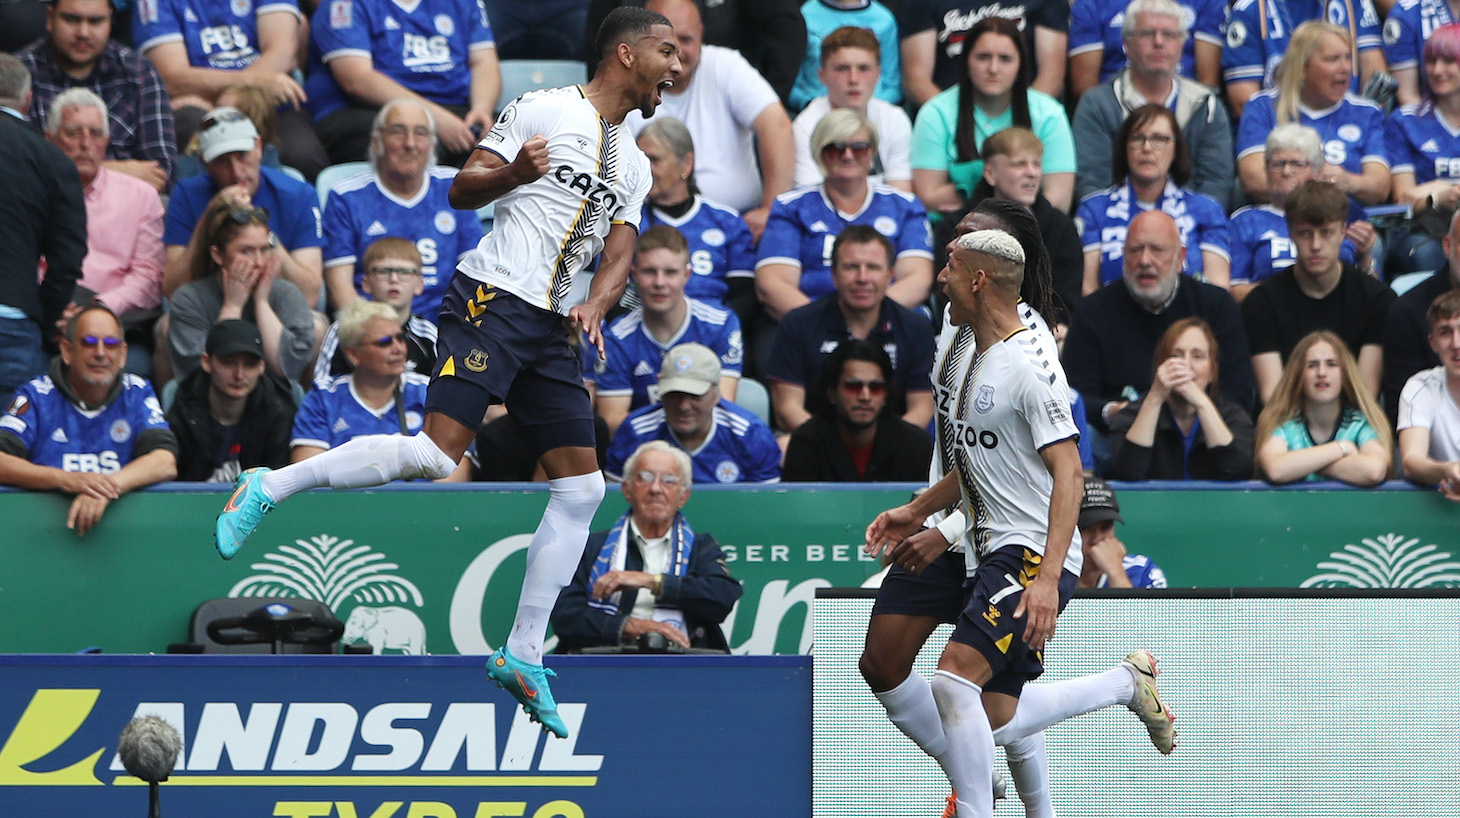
[1255,331,1392,485]
[1235,21,1390,205]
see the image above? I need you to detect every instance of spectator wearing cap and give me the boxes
[0,304,177,535]
[167,319,297,482]
[1075,475,1167,589]
[161,106,326,308]
[781,339,932,482]
[17,0,177,192]
[604,342,781,484]
[44,88,165,375]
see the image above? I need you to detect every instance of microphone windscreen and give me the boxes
[118,716,182,783]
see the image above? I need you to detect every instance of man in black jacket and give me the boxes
[167,320,296,482]
[551,440,742,652]
[782,338,932,482]
[0,53,86,401]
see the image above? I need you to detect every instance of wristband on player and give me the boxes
[936,510,968,547]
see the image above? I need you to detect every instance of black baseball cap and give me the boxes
[206,319,264,359]
[1078,475,1124,527]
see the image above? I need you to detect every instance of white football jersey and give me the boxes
[460,86,651,315]
[948,325,1083,577]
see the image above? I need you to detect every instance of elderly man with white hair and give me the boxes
[550,439,743,653]
[322,98,485,318]
[45,87,165,373]
[865,228,1097,818]
[1070,0,1233,207]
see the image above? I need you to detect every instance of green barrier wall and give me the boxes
[2,483,1457,655]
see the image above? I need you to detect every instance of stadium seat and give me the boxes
[280,165,307,184]
[159,378,178,413]
[179,597,345,654]
[1391,270,1436,296]
[734,377,772,427]
[314,161,370,208]
[498,59,588,109]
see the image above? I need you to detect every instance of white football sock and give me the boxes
[873,672,948,758]
[506,471,606,664]
[260,433,456,500]
[991,666,1135,744]
[931,670,995,818]
[1004,732,1055,818]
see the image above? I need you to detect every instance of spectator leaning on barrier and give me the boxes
[781,339,932,482]
[0,305,177,535]
[1254,331,1392,486]
[551,440,742,653]
[605,342,780,484]
[0,53,86,402]
[167,319,296,483]
[1075,476,1168,589]
[315,237,438,388]
[1398,290,1460,499]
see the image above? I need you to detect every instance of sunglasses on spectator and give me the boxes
[370,332,408,347]
[75,335,123,349]
[822,140,874,155]
[200,108,251,131]
[226,206,270,225]
[632,470,684,487]
[841,378,886,396]
[366,265,423,280]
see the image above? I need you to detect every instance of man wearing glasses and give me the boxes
[551,440,742,653]
[162,106,326,307]
[1070,0,1233,208]
[782,338,932,482]
[0,305,177,535]
[314,237,437,388]
[321,99,484,318]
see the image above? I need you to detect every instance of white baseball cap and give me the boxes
[198,107,260,163]
[657,343,720,396]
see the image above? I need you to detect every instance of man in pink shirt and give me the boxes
[45,87,164,374]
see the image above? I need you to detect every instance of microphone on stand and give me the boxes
[118,715,182,818]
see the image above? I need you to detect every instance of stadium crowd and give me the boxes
[7,0,1460,502]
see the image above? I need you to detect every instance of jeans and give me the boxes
[0,315,49,402]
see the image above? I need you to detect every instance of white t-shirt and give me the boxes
[627,45,781,213]
[948,325,1083,577]
[462,85,650,315]
[791,96,913,189]
[1398,366,1460,464]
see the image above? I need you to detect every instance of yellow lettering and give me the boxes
[273,803,334,818]
[472,804,527,818]
[405,803,456,818]
[365,802,405,818]
[0,690,105,785]
[532,802,585,818]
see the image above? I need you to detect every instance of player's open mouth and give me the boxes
[655,80,673,103]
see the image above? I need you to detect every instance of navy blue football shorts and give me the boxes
[870,547,969,623]
[949,545,1077,698]
[427,276,596,456]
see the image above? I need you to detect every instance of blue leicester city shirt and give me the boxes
[323,167,484,319]
[291,372,429,450]
[604,399,781,484]
[134,0,302,70]
[1386,102,1460,187]
[1069,0,1225,83]
[1076,180,1230,286]
[1222,0,1381,90]
[756,185,933,301]
[588,298,743,412]
[1229,204,1359,286]
[641,197,755,307]
[1236,90,1388,179]
[305,0,495,120]
[0,373,170,472]
[165,165,326,251]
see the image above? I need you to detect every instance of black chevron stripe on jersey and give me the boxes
[548,117,620,312]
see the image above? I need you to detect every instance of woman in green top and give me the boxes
[909,16,1075,218]
[1255,331,1392,486]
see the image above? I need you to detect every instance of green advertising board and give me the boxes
[2,482,1457,655]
